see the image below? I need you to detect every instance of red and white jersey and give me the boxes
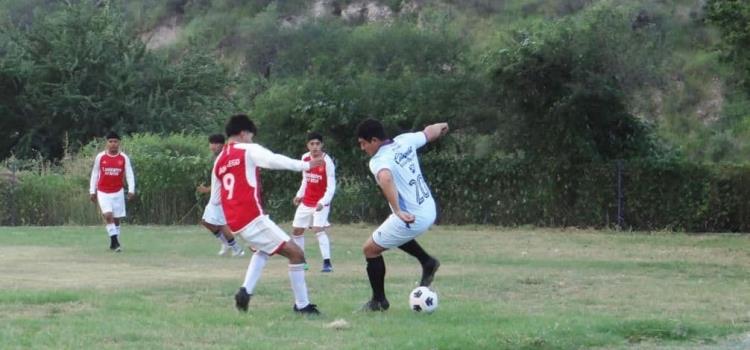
[295,153,336,207]
[210,142,311,233]
[89,151,135,194]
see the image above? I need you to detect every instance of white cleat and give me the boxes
[218,244,230,256]
[231,248,246,257]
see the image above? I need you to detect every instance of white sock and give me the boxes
[316,231,331,260]
[115,225,121,236]
[293,235,305,252]
[228,238,243,253]
[213,231,229,246]
[288,263,309,309]
[106,223,117,237]
[243,252,269,294]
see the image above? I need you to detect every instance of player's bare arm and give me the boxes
[423,122,450,143]
[376,169,415,224]
[196,184,210,194]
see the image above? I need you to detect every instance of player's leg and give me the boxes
[110,190,126,252]
[312,205,333,272]
[202,219,229,255]
[97,191,120,251]
[201,204,233,256]
[291,204,314,251]
[398,239,440,287]
[276,241,319,314]
[237,216,319,314]
[235,250,269,311]
[362,236,389,311]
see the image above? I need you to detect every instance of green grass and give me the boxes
[1,225,750,349]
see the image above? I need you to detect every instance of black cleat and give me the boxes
[293,303,320,315]
[420,258,440,287]
[234,287,251,312]
[110,236,121,252]
[360,298,390,312]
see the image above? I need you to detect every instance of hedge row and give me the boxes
[2,137,749,231]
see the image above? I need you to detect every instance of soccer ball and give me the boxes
[409,286,438,313]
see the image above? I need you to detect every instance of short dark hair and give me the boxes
[306,132,323,143]
[208,134,225,144]
[225,114,257,137]
[356,118,387,141]
[105,131,120,140]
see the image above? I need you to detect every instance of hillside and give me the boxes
[1,0,747,163]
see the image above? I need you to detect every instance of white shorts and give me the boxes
[237,215,291,255]
[202,203,227,226]
[292,204,331,229]
[372,212,436,249]
[97,190,126,218]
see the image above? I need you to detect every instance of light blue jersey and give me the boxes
[369,132,436,222]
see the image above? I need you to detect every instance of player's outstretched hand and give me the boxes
[89,193,97,203]
[308,158,324,169]
[196,184,210,194]
[293,197,301,206]
[396,210,415,224]
[316,203,324,211]
[439,123,450,136]
[127,192,136,201]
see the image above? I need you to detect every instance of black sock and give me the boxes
[366,256,386,301]
[227,237,236,246]
[398,239,431,265]
[324,258,331,265]
[111,235,119,247]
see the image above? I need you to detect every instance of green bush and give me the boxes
[4,133,750,232]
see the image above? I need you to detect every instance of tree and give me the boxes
[0,1,237,160]
[491,4,666,163]
[705,0,750,90]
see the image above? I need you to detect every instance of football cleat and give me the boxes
[218,244,230,256]
[293,303,320,315]
[360,298,390,312]
[234,287,252,312]
[231,248,245,257]
[420,258,440,287]
[321,262,333,273]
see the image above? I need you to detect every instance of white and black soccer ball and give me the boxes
[409,286,438,313]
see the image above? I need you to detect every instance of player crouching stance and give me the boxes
[89,131,135,252]
[211,114,323,315]
[356,119,448,311]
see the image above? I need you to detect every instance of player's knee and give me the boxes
[201,220,214,230]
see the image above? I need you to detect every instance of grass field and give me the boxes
[1,224,750,349]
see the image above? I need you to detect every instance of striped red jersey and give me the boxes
[296,153,336,207]
[89,152,135,194]
[214,143,263,232]
[211,142,310,232]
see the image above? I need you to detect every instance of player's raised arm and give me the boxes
[423,122,450,143]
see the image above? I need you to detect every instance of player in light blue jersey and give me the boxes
[356,118,449,311]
